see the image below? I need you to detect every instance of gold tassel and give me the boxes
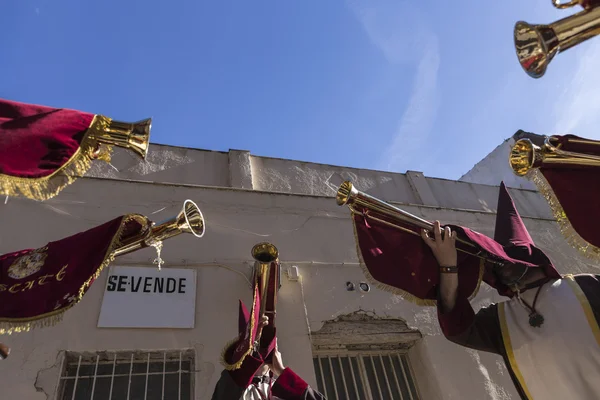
[0,312,65,335]
[530,170,600,261]
[0,115,114,202]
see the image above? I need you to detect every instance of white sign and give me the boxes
[98,266,196,329]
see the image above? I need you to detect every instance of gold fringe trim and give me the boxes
[0,213,143,335]
[0,115,114,202]
[221,285,260,371]
[351,216,484,307]
[530,169,600,261]
[0,311,66,335]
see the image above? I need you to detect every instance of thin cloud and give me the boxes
[552,40,600,139]
[381,42,439,172]
[348,0,441,172]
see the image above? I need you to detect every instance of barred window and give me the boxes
[57,349,194,400]
[313,353,420,400]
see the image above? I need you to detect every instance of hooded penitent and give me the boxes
[221,260,279,378]
[221,287,266,384]
[483,182,561,296]
[351,181,560,305]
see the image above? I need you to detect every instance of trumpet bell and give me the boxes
[179,199,206,238]
[509,139,539,176]
[514,22,558,79]
[113,199,205,257]
[252,242,279,264]
[336,181,357,206]
[509,135,600,176]
[92,117,152,160]
[514,5,600,78]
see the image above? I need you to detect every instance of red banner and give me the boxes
[0,214,148,334]
[531,134,600,261]
[221,286,261,371]
[352,182,561,303]
[0,98,149,201]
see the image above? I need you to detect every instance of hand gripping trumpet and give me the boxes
[336,181,503,265]
[514,0,600,78]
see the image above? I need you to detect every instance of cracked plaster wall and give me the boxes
[0,145,588,400]
[84,144,551,221]
[85,145,230,188]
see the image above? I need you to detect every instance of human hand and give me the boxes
[257,315,269,340]
[258,315,269,329]
[420,221,458,267]
[267,345,285,376]
[0,343,10,360]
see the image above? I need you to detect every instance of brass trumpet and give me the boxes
[89,116,152,159]
[514,0,600,78]
[509,136,600,176]
[251,242,279,323]
[113,199,205,257]
[336,181,503,265]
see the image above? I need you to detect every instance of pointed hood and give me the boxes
[221,287,262,371]
[494,182,535,248]
[483,182,561,296]
[238,299,250,335]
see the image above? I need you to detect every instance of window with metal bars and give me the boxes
[56,349,194,400]
[313,353,420,400]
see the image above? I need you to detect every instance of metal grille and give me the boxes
[313,353,420,400]
[56,350,194,400]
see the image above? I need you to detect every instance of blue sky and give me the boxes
[2,0,600,180]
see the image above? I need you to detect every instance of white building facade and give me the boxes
[0,143,595,400]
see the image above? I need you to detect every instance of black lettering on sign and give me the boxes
[105,275,188,294]
[144,277,152,293]
[117,276,127,292]
[154,278,164,293]
[107,275,117,291]
[166,278,176,293]
[131,277,142,292]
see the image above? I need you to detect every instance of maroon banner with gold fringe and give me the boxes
[221,286,261,371]
[0,214,149,334]
[0,98,150,201]
[350,182,561,304]
[257,260,278,362]
[513,132,600,261]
